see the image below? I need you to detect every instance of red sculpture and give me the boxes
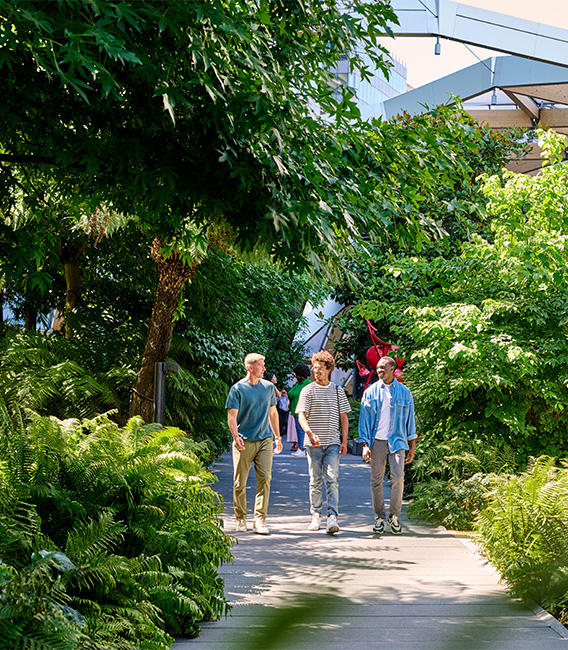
[358,321,405,390]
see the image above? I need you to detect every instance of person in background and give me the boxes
[277,388,290,441]
[226,354,282,535]
[287,363,311,457]
[265,372,282,399]
[297,350,350,534]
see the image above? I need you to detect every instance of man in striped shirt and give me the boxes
[297,351,351,534]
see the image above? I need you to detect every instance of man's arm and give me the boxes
[298,412,320,446]
[358,391,375,462]
[339,412,349,457]
[405,392,417,464]
[405,438,416,464]
[227,409,245,451]
[269,405,283,454]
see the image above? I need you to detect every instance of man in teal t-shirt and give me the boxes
[226,353,282,534]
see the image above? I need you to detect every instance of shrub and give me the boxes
[407,434,516,529]
[0,404,234,648]
[408,474,490,530]
[351,131,568,467]
[474,456,568,622]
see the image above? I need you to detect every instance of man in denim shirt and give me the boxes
[358,356,417,535]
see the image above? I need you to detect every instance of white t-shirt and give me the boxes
[375,383,392,440]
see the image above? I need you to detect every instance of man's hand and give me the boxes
[362,445,371,462]
[308,431,320,446]
[339,442,348,457]
[405,439,417,464]
[228,409,245,451]
[274,437,283,455]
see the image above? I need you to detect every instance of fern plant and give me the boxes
[475,455,568,622]
[0,403,234,647]
[0,330,139,421]
[407,434,517,529]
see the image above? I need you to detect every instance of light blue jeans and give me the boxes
[306,444,340,518]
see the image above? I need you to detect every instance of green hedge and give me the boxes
[0,405,233,649]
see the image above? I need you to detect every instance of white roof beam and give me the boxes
[388,1,568,68]
[382,56,568,119]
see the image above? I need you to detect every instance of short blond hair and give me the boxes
[244,353,265,369]
[311,350,335,371]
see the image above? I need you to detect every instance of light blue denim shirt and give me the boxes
[357,378,417,452]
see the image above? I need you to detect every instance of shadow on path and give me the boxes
[175,443,568,649]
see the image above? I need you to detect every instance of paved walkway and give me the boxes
[176,443,568,650]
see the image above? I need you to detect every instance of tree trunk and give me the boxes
[56,239,88,338]
[23,304,37,331]
[131,239,200,423]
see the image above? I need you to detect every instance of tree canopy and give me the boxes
[1,0,526,422]
[352,130,568,464]
[0,0,403,269]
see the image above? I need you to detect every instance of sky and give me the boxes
[381,0,568,89]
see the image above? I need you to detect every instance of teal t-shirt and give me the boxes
[225,378,277,441]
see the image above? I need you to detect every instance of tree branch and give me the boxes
[0,154,55,165]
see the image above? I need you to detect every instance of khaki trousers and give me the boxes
[232,437,273,521]
[370,439,405,518]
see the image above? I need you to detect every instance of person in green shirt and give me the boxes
[287,363,311,457]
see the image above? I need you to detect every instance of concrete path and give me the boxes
[176,443,568,650]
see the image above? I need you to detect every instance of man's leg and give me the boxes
[322,444,340,518]
[306,445,324,516]
[387,449,406,517]
[252,437,274,522]
[293,415,306,450]
[233,441,256,521]
[370,440,389,520]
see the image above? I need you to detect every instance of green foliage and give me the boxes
[0,329,140,421]
[0,406,234,647]
[347,399,361,440]
[175,250,320,385]
[0,247,319,453]
[332,107,525,365]
[0,0,406,274]
[475,456,568,622]
[351,130,568,465]
[407,434,516,530]
[409,474,490,531]
[411,435,518,485]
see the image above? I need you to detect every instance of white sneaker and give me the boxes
[388,514,402,535]
[326,514,339,535]
[236,519,247,532]
[308,514,321,531]
[291,449,306,457]
[253,519,270,535]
